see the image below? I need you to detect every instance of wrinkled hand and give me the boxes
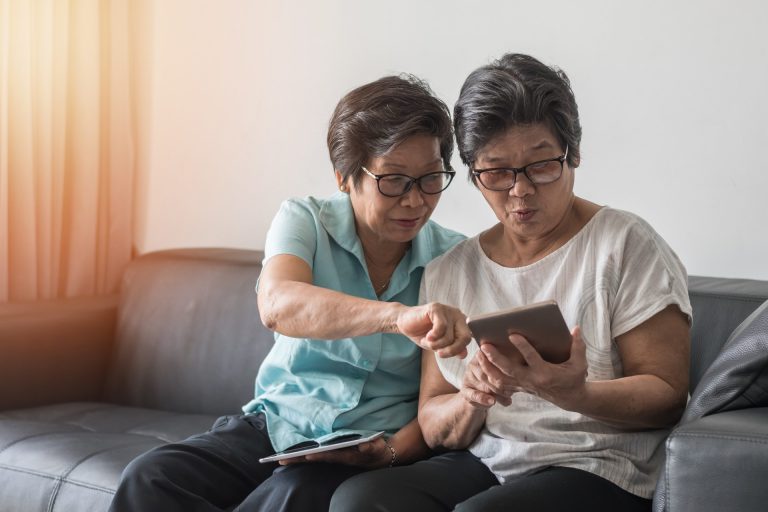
[461,350,518,408]
[278,438,391,468]
[396,303,471,359]
[480,326,589,409]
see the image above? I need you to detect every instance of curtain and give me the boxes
[0,0,140,301]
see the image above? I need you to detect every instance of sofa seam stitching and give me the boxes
[43,440,147,510]
[0,430,87,456]
[690,292,768,303]
[671,432,768,443]
[0,463,116,493]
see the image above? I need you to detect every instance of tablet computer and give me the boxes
[259,431,386,463]
[466,300,572,364]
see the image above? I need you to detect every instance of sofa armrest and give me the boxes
[0,295,119,410]
[660,408,768,512]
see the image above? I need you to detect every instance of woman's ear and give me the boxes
[335,170,348,193]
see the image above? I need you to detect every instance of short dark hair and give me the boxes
[454,53,582,177]
[327,75,453,187]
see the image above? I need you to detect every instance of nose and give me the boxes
[509,171,535,198]
[400,183,425,207]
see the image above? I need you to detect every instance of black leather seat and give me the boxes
[654,283,768,512]
[0,249,273,512]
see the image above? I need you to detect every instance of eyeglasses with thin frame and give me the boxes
[361,166,456,197]
[471,147,569,191]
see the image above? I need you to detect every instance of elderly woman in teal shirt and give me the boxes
[110,75,470,512]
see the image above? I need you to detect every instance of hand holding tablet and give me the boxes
[259,431,386,464]
[466,300,572,364]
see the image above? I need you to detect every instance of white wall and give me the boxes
[136,0,768,280]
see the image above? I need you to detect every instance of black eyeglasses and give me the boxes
[361,167,455,197]
[471,148,568,191]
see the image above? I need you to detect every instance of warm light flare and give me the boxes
[0,0,143,301]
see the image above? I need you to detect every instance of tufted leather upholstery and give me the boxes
[0,403,215,511]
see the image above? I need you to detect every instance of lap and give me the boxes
[456,466,651,512]
[115,413,372,512]
[330,452,651,512]
[136,413,277,479]
[330,451,499,512]
[239,462,365,512]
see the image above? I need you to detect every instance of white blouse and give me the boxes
[422,207,692,498]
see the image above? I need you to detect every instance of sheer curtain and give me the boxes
[0,0,141,301]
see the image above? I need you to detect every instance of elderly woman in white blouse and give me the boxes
[330,53,691,512]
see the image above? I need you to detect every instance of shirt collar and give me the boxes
[319,191,436,275]
[318,192,363,258]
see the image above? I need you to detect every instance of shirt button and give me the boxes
[360,359,371,369]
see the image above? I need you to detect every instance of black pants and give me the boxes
[330,451,652,512]
[109,413,365,512]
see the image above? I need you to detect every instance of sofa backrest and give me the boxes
[101,250,768,414]
[687,276,768,392]
[103,248,274,415]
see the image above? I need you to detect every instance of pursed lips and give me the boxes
[509,206,537,221]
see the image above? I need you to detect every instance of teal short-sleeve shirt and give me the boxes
[243,193,464,452]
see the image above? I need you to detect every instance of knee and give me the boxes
[330,475,378,512]
[454,499,479,512]
[118,445,174,489]
[330,470,409,512]
[454,489,497,512]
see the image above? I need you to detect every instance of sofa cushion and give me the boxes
[687,276,768,391]
[0,402,216,512]
[659,408,768,512]
[683,298,768,421]
[654,283,768,512]
[104,249,273,415]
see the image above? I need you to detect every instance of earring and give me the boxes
[339,184,347,192]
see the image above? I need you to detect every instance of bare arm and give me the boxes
[257,254,471,357]
[566,305,689,428]
[258,254,402,339]
[482,305,690,429]
[417,349,509,450]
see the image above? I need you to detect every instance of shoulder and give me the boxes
[590,207,688,281]
[421,235,480,304]
[586,207,668,247]
[271,196,321,225]
[591,207,651,231]
[425,234,478,274]
[272,195,346,233]
[419,219,467,257]
[277,196,325,218]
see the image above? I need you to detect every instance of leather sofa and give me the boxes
[1,248,767,512]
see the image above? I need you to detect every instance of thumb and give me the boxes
[570,326,588,361]
[400,305,433,334]
[357,441,376,454]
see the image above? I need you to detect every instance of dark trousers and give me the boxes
[330,451,652,512]
[109,413,365,512]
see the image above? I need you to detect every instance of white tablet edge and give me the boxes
[258,431,385,463]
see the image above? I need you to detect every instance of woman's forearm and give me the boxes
[258,280,405,339]
[419,393,488,450]
[387,418,430,465]
[559,375,687,429]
